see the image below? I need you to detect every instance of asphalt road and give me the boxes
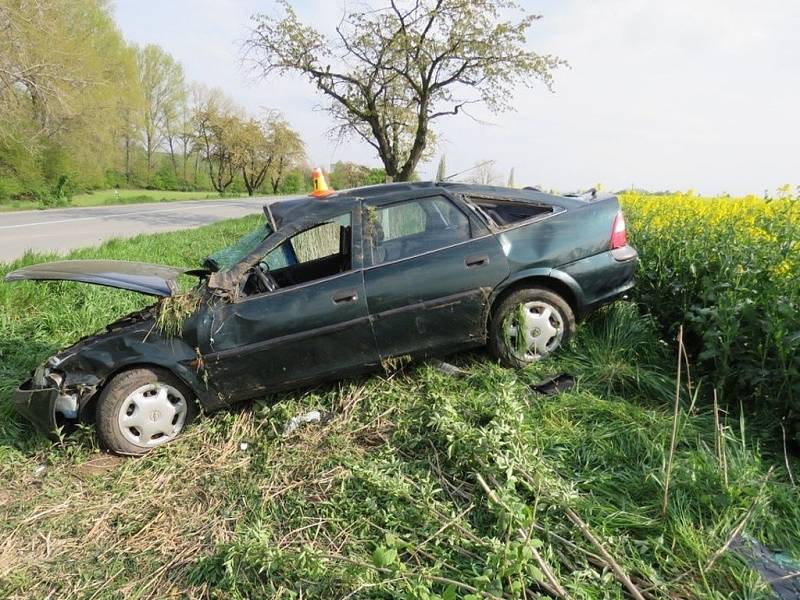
[0,196,286,263]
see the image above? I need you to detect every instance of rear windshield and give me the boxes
[203,223,273,272]
[466,196,554,227]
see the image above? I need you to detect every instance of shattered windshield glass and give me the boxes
[203,223,273,272]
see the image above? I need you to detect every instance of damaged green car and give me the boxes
[6,182,637,454]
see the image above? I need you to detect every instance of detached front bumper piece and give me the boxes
[13,379,60,434]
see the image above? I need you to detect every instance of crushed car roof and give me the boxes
[265,181,583,229]
[265,182,588,230]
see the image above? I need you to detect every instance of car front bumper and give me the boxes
[13,379,60,434]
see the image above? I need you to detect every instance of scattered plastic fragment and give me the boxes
[33,464,46,476]
[732,534,800,599]
[531,373,576,396]
[239,442,249,451]
[283,410,322,435]
[432,360,467,378]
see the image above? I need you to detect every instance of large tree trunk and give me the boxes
[145,131,154,185]
[124,136,131,185]
[398,112,429,181]
[242,166,255,196]
[167,135,178,179]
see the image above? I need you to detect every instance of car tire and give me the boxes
[96,367,197,456]
[489,287,576,368]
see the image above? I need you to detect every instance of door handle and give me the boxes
[465,255,489,268]
[332,289,358,304]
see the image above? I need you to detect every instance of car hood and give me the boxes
[4,260,200,297]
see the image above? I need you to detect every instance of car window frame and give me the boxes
[232,206,360,303]
[362,191,485,269]
[460,192,567,231]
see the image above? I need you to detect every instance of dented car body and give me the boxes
[7,182,638,452]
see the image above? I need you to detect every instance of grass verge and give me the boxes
[0,188,245,212]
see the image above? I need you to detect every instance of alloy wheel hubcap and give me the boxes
[117,383,187,447]
[505,300,564,361]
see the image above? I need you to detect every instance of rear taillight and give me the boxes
[609,210,627,249]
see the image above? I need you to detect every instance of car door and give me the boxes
[363,191,509,359]
[200,209,380,401]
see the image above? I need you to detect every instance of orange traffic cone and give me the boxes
[309,167,334,198]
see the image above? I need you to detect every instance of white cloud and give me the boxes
[114,0,800,194]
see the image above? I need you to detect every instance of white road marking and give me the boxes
[0,202,235,230]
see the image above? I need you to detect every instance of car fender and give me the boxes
[62,332,225,416]
[491,267,586,314]
[101,355,221,412]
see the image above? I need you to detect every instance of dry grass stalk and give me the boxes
[662,324,684,516]
[564,508,646,600]
[781,420,796,487]
[681,338,694,410]
[474,472,570,600]
[713,389,729,487]
[703,466,774,574]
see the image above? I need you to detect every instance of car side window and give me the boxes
[366,196,471,266]
[242,212,352,296]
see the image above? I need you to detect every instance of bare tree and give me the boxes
[468,160,502,186]
[245,0,563,181]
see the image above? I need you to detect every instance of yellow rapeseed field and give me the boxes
[620,192,800,428]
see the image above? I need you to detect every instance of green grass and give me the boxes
[0,215,798,598]
[0,188,242,212]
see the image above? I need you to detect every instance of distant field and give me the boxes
[0,188,245,212]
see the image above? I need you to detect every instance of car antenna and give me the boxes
[439,160,496,182]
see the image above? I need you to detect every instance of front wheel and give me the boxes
[96,367,197,455]
[489,287,576,368]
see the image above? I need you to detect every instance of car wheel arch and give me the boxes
[488,273,582,326]
[78,361,209,423]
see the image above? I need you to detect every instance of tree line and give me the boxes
[0,0,308,202]
[2,0,560,201]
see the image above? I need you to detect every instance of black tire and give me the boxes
[489,287,576,368]
[96,367,197,455]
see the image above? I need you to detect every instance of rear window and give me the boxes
[466,196,554,227]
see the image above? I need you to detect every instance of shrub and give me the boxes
[150,163,179,191]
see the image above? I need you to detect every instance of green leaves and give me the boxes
[372,545,398,569]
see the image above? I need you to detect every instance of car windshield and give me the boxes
[203,222,274,272]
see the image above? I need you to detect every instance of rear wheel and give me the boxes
[96,367,197,455]
[489,287,576,368]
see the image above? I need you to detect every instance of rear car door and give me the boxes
[201,209,379,400]
[363,191,509,359]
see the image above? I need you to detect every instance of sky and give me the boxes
[113,0,800,195]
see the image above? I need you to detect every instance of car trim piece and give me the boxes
[206,288,482,363]
[363,233,496,271]
[369,288,482,321]
[610,246,639,262]
[204,314,373,362]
